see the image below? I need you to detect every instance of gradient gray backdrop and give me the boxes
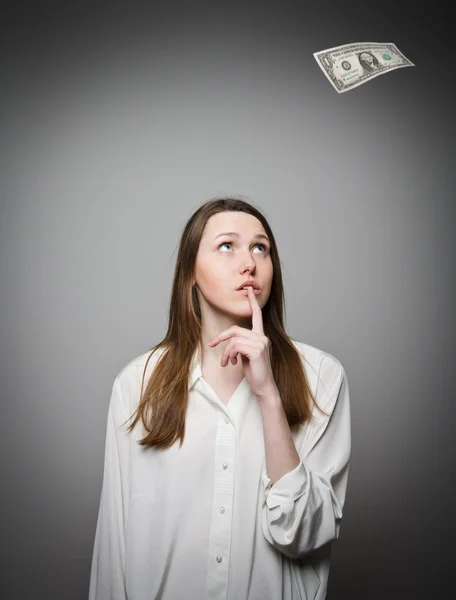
[1,1,454,598]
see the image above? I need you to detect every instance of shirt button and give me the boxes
[220,506,225,513]
[216,555,223,563]
[222,462,228,470]
[225,416,230,423]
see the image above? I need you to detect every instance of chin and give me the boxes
[221,304,253,318]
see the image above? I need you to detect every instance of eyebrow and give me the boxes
[213,232,270,243]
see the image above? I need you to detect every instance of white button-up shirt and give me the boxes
[89,340,351,600]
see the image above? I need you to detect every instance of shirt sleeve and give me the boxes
[261,362,351,560]
[89,377,131,599]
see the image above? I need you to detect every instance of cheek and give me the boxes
[200,270,227,298]
[206,280,224,296]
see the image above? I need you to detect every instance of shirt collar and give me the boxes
[188,346,203,391]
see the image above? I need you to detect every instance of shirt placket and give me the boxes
[203,388,236,600]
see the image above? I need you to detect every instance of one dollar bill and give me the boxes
[313,42,414,93]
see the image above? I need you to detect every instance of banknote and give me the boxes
[313,42,414,93]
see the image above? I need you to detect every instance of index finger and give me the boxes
[247,286,264,334]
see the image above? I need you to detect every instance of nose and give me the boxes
[239,252,256,273]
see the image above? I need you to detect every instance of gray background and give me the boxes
[1,1,454,598]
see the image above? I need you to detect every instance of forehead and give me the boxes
[203,211,266,236]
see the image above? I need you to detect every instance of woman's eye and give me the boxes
[218,242,267,253]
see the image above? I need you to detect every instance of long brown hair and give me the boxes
[125,196,329,449]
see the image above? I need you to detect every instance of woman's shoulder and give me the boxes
[290,339,346,400]
[112,347,166,414]
[290,340,348,455]
[291,338,344,371]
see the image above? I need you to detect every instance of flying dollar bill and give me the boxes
[313,42,414,93]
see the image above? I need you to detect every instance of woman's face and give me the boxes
[360,52,374,64]
[193,211,273,320]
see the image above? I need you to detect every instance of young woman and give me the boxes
[89,197,351,600]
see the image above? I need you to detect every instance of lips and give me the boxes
[236,281,260,291]
[237,288,261,295]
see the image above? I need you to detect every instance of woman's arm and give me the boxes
[261,362,351,559]
[89,378,131,599]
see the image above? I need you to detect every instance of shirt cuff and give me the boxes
[262,460,308,509]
